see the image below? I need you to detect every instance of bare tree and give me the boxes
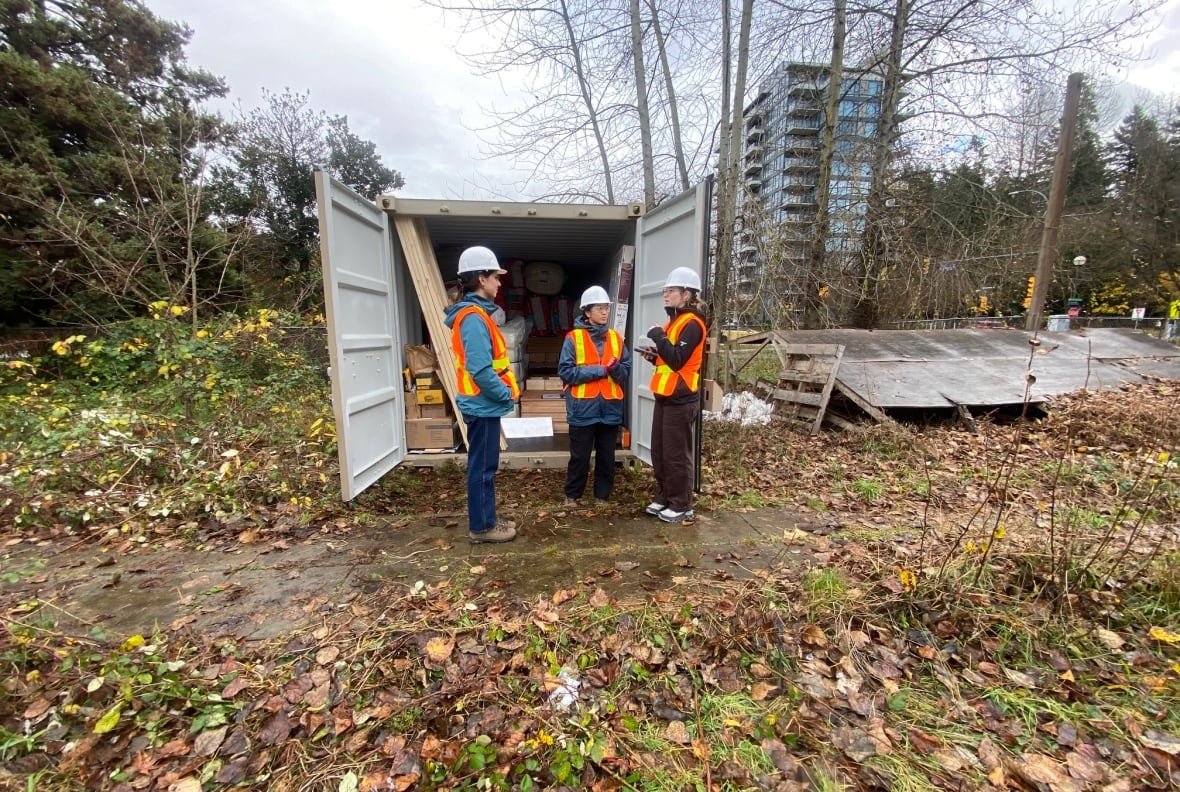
[6,112,253,326]
[802,0,846,329]
[646,0,691,191]
[630,0,657,204]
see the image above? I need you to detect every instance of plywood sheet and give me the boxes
[756,328,1180,410]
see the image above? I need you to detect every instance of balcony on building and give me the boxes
[788,79,826,96]
[746,175,763,191]
[745,142,764,160]
[783,192,817,207]
[784,156,818,172]
[744,158,762,176]
[785,175,818,190]
[781,210,817,225]
[784,136,819,152]
[786,117,820,135]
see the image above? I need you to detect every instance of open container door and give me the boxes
[315,171,406,500]
[631,181,711,466]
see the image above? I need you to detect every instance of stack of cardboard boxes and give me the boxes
[521,337,568,434]
[403,353,459,451]
[521,375,567,434]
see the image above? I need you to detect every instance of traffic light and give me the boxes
[1022,276,1036,309]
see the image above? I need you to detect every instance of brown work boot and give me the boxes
[469,519,516,544]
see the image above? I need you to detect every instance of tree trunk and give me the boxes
[803,0,846,329]
[854,0,908,329]
[710,0,753,388]
[630,0,656,206]
[560,0,615,203]
[646,0,690,192]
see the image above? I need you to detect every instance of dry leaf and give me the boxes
[1014,752,1083,792]
[750,682,778,701]
[316,646,341,665]
[801,623,828,646]
[169,778,202,792]
[1140,730,1180,755]
[1095,628,1124,650]
[664,720,691,745]
[193,726,227,757]
[552,588,577,605]
[424,636,454,664]
[1148,626,1180,645]
[22,698,51,720]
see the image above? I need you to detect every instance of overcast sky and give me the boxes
[144,0,1180,202]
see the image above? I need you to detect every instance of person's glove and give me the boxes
[605,360,621,380]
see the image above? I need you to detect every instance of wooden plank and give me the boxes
[771,389,824,407]
[809,344,844,435]
[394,217,513,450]
[780,369,833,385]
[834,379,891,423]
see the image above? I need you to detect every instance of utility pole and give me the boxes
[1026,72,1083,332]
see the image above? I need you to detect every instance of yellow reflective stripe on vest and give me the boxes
[570,328,623,400]
[451,305,521,399]
[649,313,705,397]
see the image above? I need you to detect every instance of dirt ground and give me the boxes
[1,505,832,644]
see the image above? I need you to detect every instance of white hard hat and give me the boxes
[579,285,611,310]
[664,266,701,291]
[457,246,507,275]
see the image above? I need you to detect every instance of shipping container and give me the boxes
[315,171,710,500]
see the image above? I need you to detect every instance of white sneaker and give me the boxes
[657,507,694,523]
[644,501,665,516]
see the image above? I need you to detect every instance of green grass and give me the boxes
[802,568,853,615]
[849,478,886,503]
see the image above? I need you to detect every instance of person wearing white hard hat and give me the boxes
[558,285,632,506]
[443,246,519,543]
[637,266,707,523]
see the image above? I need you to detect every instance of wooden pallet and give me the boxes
[767,340,844,434]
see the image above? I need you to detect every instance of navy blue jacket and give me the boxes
[558,317,632,427]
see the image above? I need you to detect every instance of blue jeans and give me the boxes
[464,415,501,533]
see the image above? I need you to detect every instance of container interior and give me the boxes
[392,209,639,458]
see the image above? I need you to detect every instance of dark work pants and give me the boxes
[464,415,501,533]
[565,423,619,500]
[651,400,697,512]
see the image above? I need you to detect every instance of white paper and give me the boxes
[501,417,554,438]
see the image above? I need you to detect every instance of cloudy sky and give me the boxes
[144,0,1180,202]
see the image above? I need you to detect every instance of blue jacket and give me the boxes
[443,294,515,418]
[558,316,632,427]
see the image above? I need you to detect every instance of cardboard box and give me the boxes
[416,388,446,405]
[526,336,564,367]
[702,379,724,412]
[405,419,456,450]
[544,376,564,391]
[525,377,547,391]
[407,401,450,420]
[414,373,440,389]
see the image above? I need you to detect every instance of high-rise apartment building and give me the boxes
[736,62,884,325]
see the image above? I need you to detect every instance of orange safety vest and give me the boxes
[568,328,624,400]
[450,305,521,399]
[649,312,706,397]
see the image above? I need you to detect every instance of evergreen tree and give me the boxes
[0,0,228,324]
